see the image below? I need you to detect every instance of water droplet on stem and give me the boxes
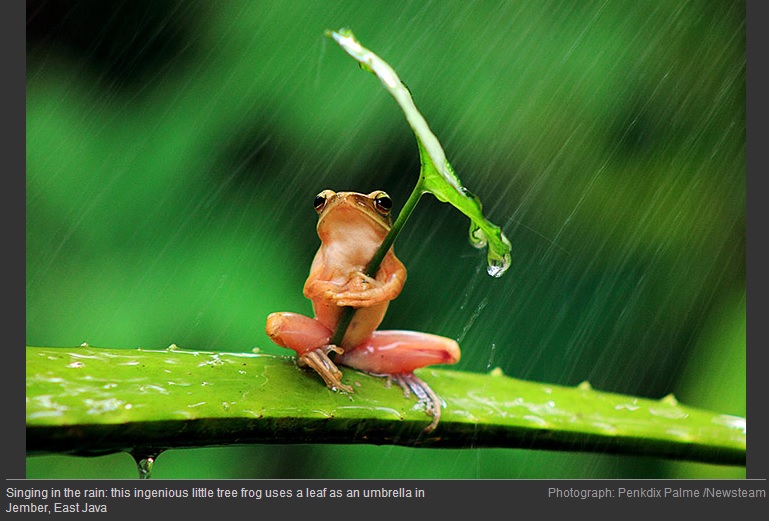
[130,449,163,479]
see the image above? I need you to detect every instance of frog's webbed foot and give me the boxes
[298,345,354,393]
[391,373,442,433]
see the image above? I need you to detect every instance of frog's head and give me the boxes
[313,190,392,242]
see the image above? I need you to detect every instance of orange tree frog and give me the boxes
[265,189,460,431]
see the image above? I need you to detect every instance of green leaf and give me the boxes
[416,141,513,276]
[326,28,512,277]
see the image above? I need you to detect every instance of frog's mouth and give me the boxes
[317,194,391,235]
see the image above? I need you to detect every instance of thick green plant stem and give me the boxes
[26,346,745,466]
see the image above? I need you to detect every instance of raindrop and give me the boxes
[131,449,163,479]
[485,343,496,371]
[137,458,154,479]
[522,415,549,427]
[614,401,641,411]
[648,407,688,420]
[486,252,511,278]
[664,428,693,441]
[711,414,746,434]
[592,422,618,435]
[456,298,487,344]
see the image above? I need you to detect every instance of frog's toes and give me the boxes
[299,345,354,393]
[392,373,442,433]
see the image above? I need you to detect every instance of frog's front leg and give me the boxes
[336,330,460,432]
[335,252,406,307]
[306,253,406,308]
[265,312,352,392]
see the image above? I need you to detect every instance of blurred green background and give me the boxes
[26,0,745,478]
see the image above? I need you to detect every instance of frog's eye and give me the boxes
[313,194,326,212]
[373,192,392,214]
[314,190,333,213]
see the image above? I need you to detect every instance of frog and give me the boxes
[265,189,460,431]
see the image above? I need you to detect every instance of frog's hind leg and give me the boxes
[336,330,460,374]
[266,312,332,354]
[336,330,460,432]
[265,312,352,392]
[392,373,443,433]
[299,345,353,393]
